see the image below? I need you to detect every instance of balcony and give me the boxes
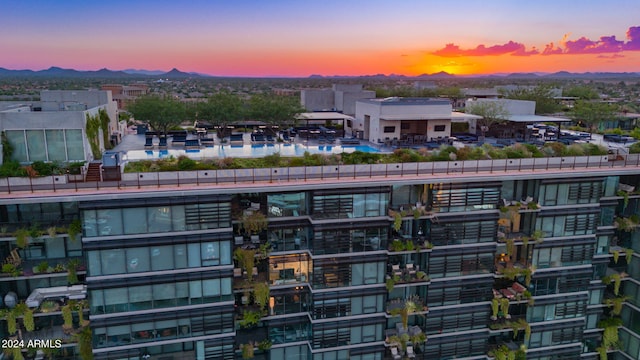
[386,263,429,291]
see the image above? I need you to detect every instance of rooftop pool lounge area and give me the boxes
[126,143,384,161]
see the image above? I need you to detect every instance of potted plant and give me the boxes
[47,226,58,238]
[234,248,256,279]
[14,228,30,249]
[491,298,500,320]
[500,298,510,319]
[36,261,49,274]
[241,342,255,359]
[241,211,268,235]
[253,282,270,314]
[67,259,80,285]
[68,219,82,242]
[23,307,35,332]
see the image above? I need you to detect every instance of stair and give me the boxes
[85,162,102,182]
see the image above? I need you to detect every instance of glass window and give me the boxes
[151,245,174,271]
[130,285,152,310]
[65,129,84,161]
[201,242,219,266]
[98,209,122,236]
[6,130,27,162]
[26,130,46,161]
[127,247,150,273]
[149,206,172,232]
[45,130,66,162]
[172,205,186,231]
[101,249,125,275]
[123,208,147,234]
[175,244,187,268]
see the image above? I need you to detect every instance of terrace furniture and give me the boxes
[185,139,200,149]
[392,264,402,277]
[171,134,187,145]
[201,137,214,147]
[390,347,401,360]
[230,133,244,143]
[144,137,153,149]
[282,133,291,142]
[266,134,275,142]
[406,346,416,359]
[158,137,168,149]
[26,285,87,308]
[406,263,417,276]
[340,138,360,145]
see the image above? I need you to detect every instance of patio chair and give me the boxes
[390,347,401,360]
[392,264,402,277]
[158,137,168,149]
[406,346,416,359]
[406,263,417,276]
[144,136,153,149]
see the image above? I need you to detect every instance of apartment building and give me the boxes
[0,158,639,360]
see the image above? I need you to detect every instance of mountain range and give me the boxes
[0,66,203,79]
[0,66,639,80]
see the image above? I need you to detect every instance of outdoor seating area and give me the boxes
[25,285,87,308]
[340,137,360,145]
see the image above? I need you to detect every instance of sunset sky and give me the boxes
[2,0,640,77]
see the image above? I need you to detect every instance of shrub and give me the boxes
[177,156,197,170]
[0,161,27,177]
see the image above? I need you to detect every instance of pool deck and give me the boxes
[112,132,391,156]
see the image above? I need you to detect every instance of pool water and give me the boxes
[126,143,383,161]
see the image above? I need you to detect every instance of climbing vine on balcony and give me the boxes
[86,113,101,160]
[98,108,112,150]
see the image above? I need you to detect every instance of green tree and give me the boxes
[466,100,511,138]
[506,86,561,114]
[127,95,186,138]
[196,92,244,138]
[563,85,600,100]
[570,100,618,132]
[247,94,304,133]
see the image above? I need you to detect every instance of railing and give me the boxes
[2,155,640,194]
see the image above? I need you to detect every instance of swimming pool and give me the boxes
[126,143,383,161]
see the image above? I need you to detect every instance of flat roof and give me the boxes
[297,112,354,121]
[359,97,451,106]
[506,115,572,123]
[381,112,482,121]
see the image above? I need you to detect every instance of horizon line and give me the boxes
[1,65,640,78]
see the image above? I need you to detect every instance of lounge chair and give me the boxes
[185,139,200,150]
[201,137,214,147]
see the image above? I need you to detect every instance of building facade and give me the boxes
[0,160,639,360]
[0,90,119,164]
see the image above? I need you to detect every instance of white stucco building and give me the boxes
[0,90,118,164]
[351,97,480,143]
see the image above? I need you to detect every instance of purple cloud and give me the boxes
[434,25,640,57]
[432,41,538,57]
[564,35,624,54]
[624,26,640,50]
